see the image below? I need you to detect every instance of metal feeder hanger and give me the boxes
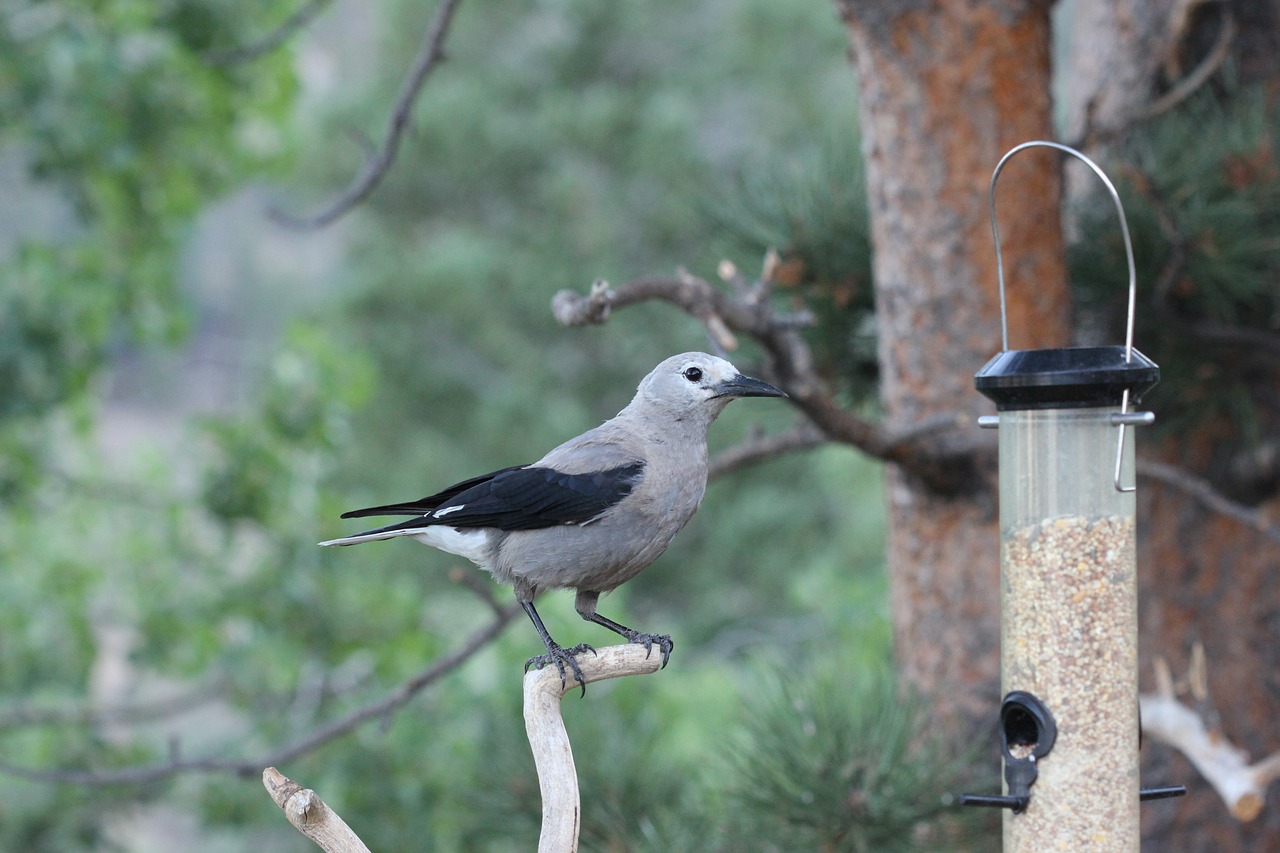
[960,141,1183,851]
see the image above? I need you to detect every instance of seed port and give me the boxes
[960,691,1057,814]
[1001,691,1056,762]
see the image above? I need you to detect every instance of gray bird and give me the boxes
[320,352,785,690]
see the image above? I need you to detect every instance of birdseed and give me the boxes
[1001,514,1139,852]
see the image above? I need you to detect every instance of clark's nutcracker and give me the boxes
[320,352,785,690]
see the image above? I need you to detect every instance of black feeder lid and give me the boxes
[975,345,1160,411]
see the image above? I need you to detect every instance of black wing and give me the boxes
[339,462,645,532]
[340,465,528,518]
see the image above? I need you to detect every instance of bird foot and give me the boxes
[525,642,596,696]
[620,631,674,668]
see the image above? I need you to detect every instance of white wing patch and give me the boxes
[432,504,465,519]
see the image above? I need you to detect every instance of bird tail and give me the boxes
[318,516,433,547]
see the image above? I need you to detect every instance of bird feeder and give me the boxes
[961,142,1181,850]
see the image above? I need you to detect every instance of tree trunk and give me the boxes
[838,0,1070,723]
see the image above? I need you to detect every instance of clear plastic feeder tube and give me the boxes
[973,140,1161,851]
[998,406,1138,851]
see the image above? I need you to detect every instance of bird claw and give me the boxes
[525,643,596,696]
[622,631,674,668]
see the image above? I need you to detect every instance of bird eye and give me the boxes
[682,366,703,383]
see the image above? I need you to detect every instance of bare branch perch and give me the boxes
[264,767,374,853]
[274,0,466,228]
[1141,651,1280,821]
[524,644,664,853]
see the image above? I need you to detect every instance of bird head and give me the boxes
[631,352,786,424]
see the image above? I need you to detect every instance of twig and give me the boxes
[1141,652,1280,821]
[1066,7,1236,149]
[1178,321,1280,360]
[1137,458,1280,544]
[274,0,467,228]
[708,421,827,479]
[0,606,518,785]
[203,0,334,66]
[523,644,664,853]
[0,678,226,732]
[1132,10,1236,124]
[263,767,374,853]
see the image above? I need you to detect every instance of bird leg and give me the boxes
[575,591,674,669]
[520,599,594,696]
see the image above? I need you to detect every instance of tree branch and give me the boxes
[274,0,467,228]
[708,421,827,479]
[1137,458,1280,545]
[552,273,976,488]
[523,644,664,853]
[555,270,1280,541]
[1131,9,1236,125]
[264,767,374,853]
[0,605,518,785]
[1141,650,1280,821]
[202,0,335,66]
[0,678,226,732]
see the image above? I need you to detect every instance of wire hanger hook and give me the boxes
[989,141,1143,492]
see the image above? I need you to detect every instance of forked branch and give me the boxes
[264,645,662,853]
[524,644,664,853]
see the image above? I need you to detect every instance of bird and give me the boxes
[320,352,786,692]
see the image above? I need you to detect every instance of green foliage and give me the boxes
[201,321,373,525]
[719,666,989,853]
[1070,82,1280,451]
[0,0,298,497]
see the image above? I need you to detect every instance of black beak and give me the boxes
[712,373,787,399]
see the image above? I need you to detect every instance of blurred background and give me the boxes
[1,1,1277,850]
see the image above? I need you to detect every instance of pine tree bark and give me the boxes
[838,0,1070,722]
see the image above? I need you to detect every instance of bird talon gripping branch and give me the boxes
[321,353,785,689]
[525,645,591,696]
[645,635,675,669]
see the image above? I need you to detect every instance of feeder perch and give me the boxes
[960,142,1182,851]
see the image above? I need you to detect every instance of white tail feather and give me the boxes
[318,527,424,547]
